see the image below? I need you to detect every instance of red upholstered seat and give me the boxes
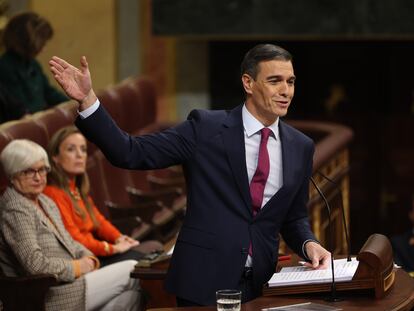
[86,152,111,218]
[134,77,157,128]
[54,100,77,123]
[32,108,73,141]
[0,118,49,149]
[113,79,143,133]
[87,150,153,241]
[53,100,97,153]
[92,150,179,242]
[97,88,126,130]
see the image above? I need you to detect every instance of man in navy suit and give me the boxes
[50,44,330,306]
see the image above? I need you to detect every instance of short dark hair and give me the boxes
[241,44,292,80]
[2,12,53,58]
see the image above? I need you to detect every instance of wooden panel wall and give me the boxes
[31,0,117,92]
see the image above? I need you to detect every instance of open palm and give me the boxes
[49,56,92,102]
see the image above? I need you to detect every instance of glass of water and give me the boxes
[216,289,241,311]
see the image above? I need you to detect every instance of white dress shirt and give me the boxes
[243,104,283,266]
[242,104,283,207]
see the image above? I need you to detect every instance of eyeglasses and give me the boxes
[18,166,50,178]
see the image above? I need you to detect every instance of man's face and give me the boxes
[242,60,295,126]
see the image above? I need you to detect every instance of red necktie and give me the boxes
[249,128,271,256]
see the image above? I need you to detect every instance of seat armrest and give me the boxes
[105,200,164,224]
[146,174,186,191]
[0,273,58,311]
[126,186,182,206]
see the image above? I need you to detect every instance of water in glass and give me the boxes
[216,298,241,311]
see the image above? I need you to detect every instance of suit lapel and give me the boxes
[220,113,295,217]
[37,196,77,256]
[37,197,63,236]
[21,191,76,256]
[279,121,295,193]
[221,105,252,216]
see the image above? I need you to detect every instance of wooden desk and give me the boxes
[131,239,176,308]
[131,255,175,308]
[133,262,414,311]
[146,269,414,311]
[133,249,414,311]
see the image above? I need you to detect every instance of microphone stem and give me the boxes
[329,212,337,300]
[317,172,352,262]
[310,177,338,302]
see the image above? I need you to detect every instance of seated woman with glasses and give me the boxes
[0,139,142,311]
[43,126,163,267]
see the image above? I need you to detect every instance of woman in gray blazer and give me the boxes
[0,139,141,311]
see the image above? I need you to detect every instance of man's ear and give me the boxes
[242,74,254,95]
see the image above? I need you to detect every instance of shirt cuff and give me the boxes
[78,99,100,119]
[302,239,320,260]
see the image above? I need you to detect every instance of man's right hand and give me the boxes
[49,56,97,110]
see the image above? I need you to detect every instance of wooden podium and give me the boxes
[263,234,395,298]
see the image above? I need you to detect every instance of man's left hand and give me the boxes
[304,241,331,269]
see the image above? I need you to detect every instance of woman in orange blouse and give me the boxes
[44,126,162,266]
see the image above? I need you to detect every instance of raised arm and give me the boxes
[49,56,97,110]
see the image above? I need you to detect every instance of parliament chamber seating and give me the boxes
[0,118,49,149]
[32,107,76,141]
[0,75,188,309]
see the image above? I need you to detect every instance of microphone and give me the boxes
[316,171,352,262]
[310,177,341,302]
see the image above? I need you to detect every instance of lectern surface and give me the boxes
[147,269,414,311]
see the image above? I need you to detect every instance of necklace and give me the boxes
[69,187,81,201]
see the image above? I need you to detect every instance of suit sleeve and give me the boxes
[280,142,317,258]
[75,104,197,170]
[2,205,77,282]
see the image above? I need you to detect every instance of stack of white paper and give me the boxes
[268,258,359,287]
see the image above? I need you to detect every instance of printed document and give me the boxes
[268,258,359,287]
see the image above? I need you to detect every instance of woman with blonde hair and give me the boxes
[0,139,141,310]
[44,125,162,266]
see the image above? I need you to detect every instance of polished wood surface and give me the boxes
[147,269,414,311]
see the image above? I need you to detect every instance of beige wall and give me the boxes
[31,0,117,92]
[7,0,200,122]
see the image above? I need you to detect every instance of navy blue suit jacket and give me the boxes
[76,104,316,305]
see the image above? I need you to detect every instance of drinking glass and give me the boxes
[216,289,241,311]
